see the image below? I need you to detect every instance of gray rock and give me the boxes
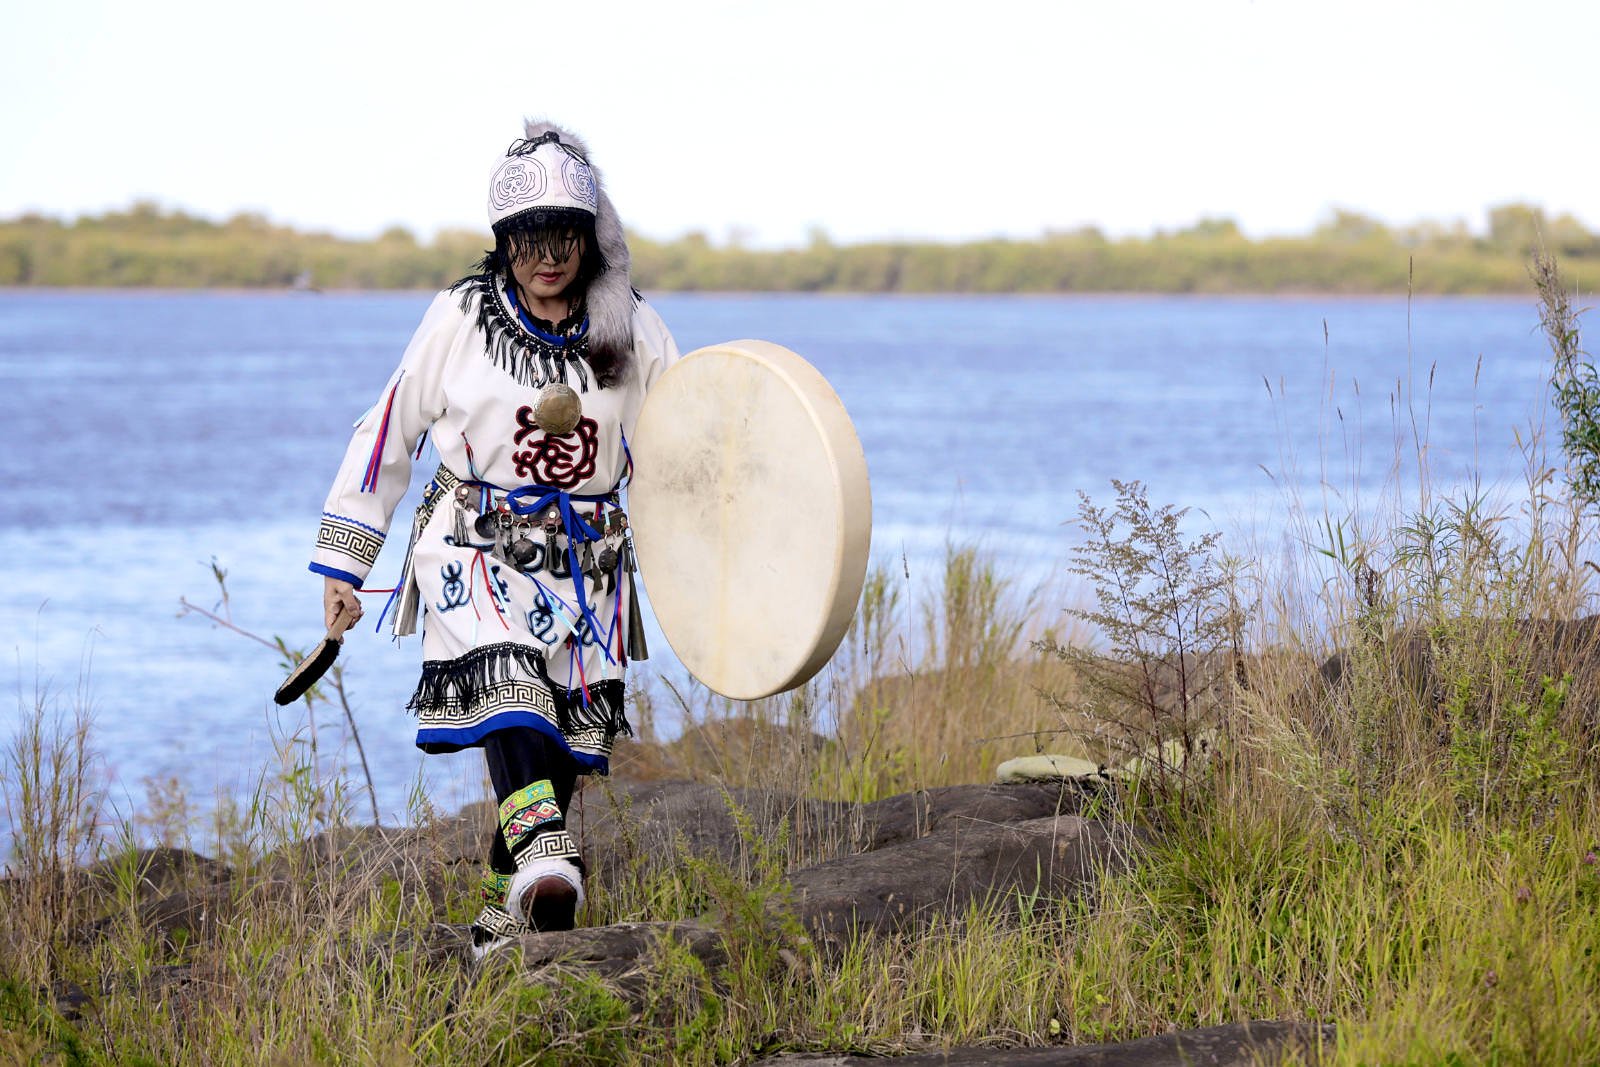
[851,783,1101,852]
[570,779,1102,885]
[1318,615,1600,695]
[473,919,729,1004]
[84,846,230,897]
[71,847,236,948]
[756,1020,1335,1065]
[506,919,726,978]
[571,780,839,874]
[789,814,1127,939]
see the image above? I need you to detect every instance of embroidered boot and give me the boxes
[469,869,526,961]
[505,855,584,932]
[498,779,585,932]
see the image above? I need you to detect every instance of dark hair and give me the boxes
[476,206,605,298]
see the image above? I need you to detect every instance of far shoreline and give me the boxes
[0,285,1541,301]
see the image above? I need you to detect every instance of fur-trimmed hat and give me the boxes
[488,119,635,373]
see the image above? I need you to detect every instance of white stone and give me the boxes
[995,754,1105,783]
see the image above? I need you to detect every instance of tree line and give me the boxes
[0,200,1593,293]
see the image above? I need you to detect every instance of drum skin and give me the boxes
[628,340,871,700]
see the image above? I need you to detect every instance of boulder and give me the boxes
[754,1019,1335,1065]
[477,920,729,1004]
[567,780,1105,886]
[788,814,1126,939]
[569,780,848,885]
[505,920,726,979]
[850,782,1100,852]
[84,846,230,898]
[1318,615,1600,699]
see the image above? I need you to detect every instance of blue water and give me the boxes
[0,290,1555,831]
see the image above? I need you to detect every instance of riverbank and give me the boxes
[7,475,1600,1063]
[3,201,1594,294]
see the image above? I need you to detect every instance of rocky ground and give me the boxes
[57,779,1333,1065]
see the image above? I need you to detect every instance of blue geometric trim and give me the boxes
[316,514,385,568]
[309,562,365,587]
[415,709,610,773]
[322,511,385,538]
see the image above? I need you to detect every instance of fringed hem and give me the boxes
[407,642,549,715]
[416,710,613,773]
[564,678,632,739]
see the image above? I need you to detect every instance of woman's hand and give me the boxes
[323,577,363,631]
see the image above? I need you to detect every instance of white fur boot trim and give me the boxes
[505,857,584,924]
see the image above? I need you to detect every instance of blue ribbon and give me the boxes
[505,283,589,346]
[503,483,616,665]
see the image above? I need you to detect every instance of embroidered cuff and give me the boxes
[473,901,526,939]
[313,511,385,580]
[512,829,581,869]
[500,780,564,852]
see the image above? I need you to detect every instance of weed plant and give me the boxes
[4,264,1600,1063]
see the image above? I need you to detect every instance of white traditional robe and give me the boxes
[310,275,679,769]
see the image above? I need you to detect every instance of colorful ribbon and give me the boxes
[360,371,404,494]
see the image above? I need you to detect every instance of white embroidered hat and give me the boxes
[487,131,600,232]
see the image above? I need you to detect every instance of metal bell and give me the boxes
[510,535,539,569]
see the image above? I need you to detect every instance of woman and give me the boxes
[308,119,678,956]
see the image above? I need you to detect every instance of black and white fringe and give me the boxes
[407,642,549,715]
[450,273,592,391]
[554,679,632,738]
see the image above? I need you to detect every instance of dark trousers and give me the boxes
[483,726,581,875]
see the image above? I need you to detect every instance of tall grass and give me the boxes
[4,266,1599,1063]
[621,543,1095,806]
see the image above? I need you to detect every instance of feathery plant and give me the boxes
[1537,252,1600,514]
[1036,479,1244,799]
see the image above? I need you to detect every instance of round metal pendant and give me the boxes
[534,383,583,435]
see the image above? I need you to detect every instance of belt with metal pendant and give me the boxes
[439,469,634,664]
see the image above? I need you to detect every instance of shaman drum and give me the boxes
[628,340,871,700]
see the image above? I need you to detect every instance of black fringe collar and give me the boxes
[450,273,593,391]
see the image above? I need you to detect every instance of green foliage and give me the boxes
[1037,479,1242,796]
[0,200,1587,292]
[1449,672,1575,822]
[1536,253,1600,512]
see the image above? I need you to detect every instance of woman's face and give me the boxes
[511,231,585,307]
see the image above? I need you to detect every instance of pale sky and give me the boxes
[2,0,1595,247]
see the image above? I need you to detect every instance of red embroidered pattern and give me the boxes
[512,411,599,489]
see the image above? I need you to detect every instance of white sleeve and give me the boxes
[637,300,681,394]
[309,291,458,587]
[619,300,681,459]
